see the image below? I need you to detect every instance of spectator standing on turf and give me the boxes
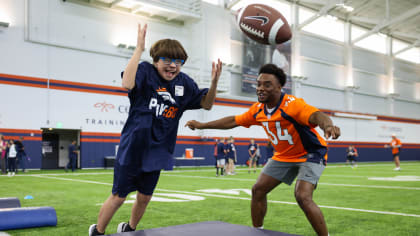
[0,134,7,175]
[384,134,402,171]
[185,63,340,236]
[248,138,258,174]
[66,140,78,172]
[265,141,274,164]
[7,140,17,177]
[215,138,225,176]
[88,23,222,236]
[225,136,236,175]
[346,145,358,168]
[15,136,26,173]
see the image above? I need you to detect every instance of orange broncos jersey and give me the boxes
[235,93,328,163]
[391,138,402,154]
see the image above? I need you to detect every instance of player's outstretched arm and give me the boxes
[200,59,223,110]
[185,116,237,130]
[122,23,147,90]
[309,111,340,139]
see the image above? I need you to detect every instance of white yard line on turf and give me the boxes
[5,173,420,190]
[160,174,420,190]
[154,189,420,218]
[30,175,420,218]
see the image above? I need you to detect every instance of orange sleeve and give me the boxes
[286,97,319,126]
[235,103,261,128]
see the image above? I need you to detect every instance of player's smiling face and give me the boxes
[154,59,182,81]
[256,73,282,106]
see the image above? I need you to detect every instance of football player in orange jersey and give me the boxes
[186,64,340,236]
[384,134,402,171]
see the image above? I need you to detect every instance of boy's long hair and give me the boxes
[150,39,188,64]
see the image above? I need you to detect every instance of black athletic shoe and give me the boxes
[117,222,135,233]
[89,224,104,236]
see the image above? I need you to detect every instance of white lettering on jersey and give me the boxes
[157,91,176,104]
[262,121,293,145]
[148,98,169,117]
[284,97,295,107]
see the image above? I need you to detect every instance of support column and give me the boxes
[291,1,302,96]
[344,20,357,111]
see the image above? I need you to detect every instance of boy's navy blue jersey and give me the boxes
[118,62,208,172]
[248,143,257,155]
[216,142,225,160]
[226,143,234,159]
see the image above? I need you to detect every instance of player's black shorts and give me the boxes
[112,162,161,197]
[393,152,400,158]
[347,155,356,161]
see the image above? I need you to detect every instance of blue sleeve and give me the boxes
[121,62,149,93]
[184,74,209,110]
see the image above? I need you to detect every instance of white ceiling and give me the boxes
[290,0,420,45]
[67,0,419,46]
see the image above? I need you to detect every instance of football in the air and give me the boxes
[237,4,292,45]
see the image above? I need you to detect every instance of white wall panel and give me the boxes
[0,0,49,78]
[299,85,345,111]
[352,48,387,75]
[0,85,48,128]
[394,59,420,83]
[394,80,417,101]
[353,71,387,96]
[300,34,345,65]
[353,94,387,115]
[394,100,420,119]
[49,47,127,86]
[301,59,345,89]
[48,90,129,132]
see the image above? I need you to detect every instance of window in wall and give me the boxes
[396,47,420,64]
[416,83,420,100]
[298,7,315,24]
[202,0,219,5]
[354,33,387,54]
[229,0,291,23]
[392,39,408,54]
[301,16,345,42]
[351,25,367,41]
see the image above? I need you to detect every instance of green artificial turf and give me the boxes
[1,161,419,236]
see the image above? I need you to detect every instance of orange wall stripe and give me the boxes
[0,129,42,134]
[80,138,120,143]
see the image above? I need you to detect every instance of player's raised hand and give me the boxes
[211,59,222,83]
[137,23,147,52]
[185,120,203,130]
[324,125,340,140]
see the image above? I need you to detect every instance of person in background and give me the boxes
[346,145,358,168]
[185,63,340,236]
[215,138,225,176]
[255,142,261,167]
[0,134,7,175]
[7,140,17,177]
[15,136,26,173]
[213,138,218,171]
[265,141,274,165]
[89,23,222,236]
[248,138,258,174]
[225,136,236,175]
[384,134,402,171]
[66,140,78,172]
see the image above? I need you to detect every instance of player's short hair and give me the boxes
[150,39,188,64]
[259,64,286,86]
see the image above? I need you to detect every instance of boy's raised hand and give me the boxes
[137,23,147,52]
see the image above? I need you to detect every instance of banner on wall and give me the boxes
[240,34,292,94]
